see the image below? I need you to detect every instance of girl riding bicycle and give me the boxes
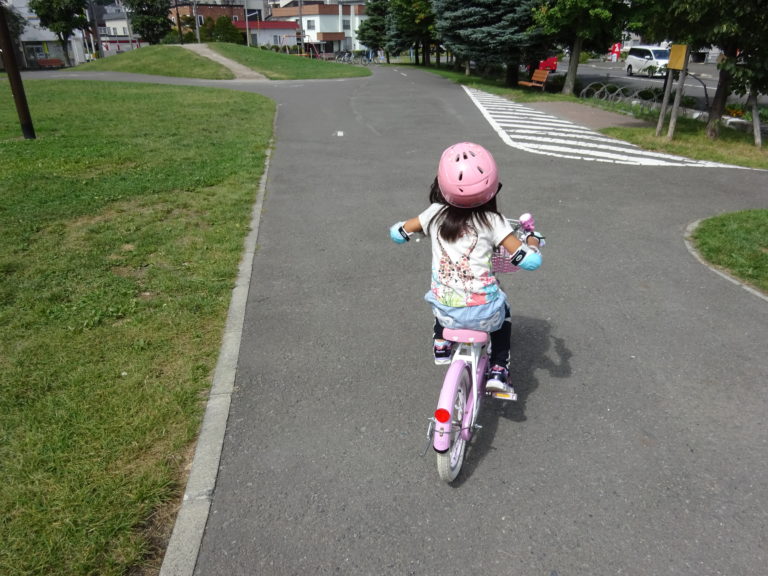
[390,142,543,395]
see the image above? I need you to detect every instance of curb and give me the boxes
[158,132,275,576]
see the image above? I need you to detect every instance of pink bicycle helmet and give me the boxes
[437,142,499,208]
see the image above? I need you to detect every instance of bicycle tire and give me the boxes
[436,365,470,482]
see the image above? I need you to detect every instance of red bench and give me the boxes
[518,69,550,90]
[37,58,65,69]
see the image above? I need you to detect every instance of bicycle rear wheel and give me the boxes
[436,365,470,482]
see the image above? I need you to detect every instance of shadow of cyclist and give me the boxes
[453,315,572,485]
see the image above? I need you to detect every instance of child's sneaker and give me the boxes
[433,339,453,365]
[486,365,511,393]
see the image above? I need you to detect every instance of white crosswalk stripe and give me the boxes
[464,87,737,168]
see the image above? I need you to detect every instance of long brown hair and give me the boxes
[425,177,501,242]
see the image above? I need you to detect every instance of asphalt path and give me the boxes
[191,67,767,575]
[28,65,768,574]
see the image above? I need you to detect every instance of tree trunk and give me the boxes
[562,37,582,96]
[422,39,430,66]
[749,89,762,148]
[57,33,72,66]
[705,46,737,140]
[465,60,470,76]
[504,58,520,86]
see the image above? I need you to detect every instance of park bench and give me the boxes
[37,58,65,69]
[518,68,549,90]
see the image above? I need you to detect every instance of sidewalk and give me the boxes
[526,101,652,130]
[180,43,267,80]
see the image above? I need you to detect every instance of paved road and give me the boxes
[33,63,766,574]
[574,59,768,109]
[166,66,767,575]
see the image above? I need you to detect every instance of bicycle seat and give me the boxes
[442,328,489,344]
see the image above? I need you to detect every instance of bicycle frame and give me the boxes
[432,330,489,453]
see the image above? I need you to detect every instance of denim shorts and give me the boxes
[424,291,509,333]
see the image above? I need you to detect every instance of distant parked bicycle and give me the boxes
[335,50,369,65]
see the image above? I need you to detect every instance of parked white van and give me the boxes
[625,46,670,77]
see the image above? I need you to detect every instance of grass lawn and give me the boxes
[72,43,371,81]
[1,79,274,575]
[74,44,235,79]
[207,42,371,80]
[690,210,768,294]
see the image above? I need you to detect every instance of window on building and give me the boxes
[273,35,279,45]
[198,15,204,25]
[343,19,350,30]
[232,15,238,21]
[306,19,315,30]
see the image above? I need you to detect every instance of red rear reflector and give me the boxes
[434,408,451,423]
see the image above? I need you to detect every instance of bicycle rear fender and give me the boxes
[434,360,469,453]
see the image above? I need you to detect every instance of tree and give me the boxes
[534,0,627,95]
[629,0,768,141]
[433,0,491,74]
[357,0,388,55]
[672,0,768,140]
[434,0,546,85]
[1,1,26,41]
[720,1,768,146]
[387,0,434,65]
[212,15,242,44]
[123,0,171,45]
[27,0,88,66]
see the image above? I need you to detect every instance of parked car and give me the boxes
[625,45,670,77]
[538,56,558,71]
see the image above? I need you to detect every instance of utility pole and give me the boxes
[192,0,200,43]
[86,0,104,58]
[173,0,183,44]
[245,0,250,47]
[0,2,35,139]
[297,0,303,55]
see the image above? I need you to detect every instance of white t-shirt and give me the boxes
[418,203,514,307]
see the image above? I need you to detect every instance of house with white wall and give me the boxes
[233,19,299,48]
[6,0,88,66]
[267,0,367,53]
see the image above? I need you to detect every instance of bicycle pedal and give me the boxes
[491,391,518,402]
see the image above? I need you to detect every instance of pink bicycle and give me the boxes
[423,214,541,482]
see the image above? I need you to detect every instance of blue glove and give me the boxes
[518,249,542,271]
[390,222,410,244]
[509,244,542,271]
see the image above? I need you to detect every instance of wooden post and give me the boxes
[0,4,36,139]
[655,69,674,137]
[666,45,691,141]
